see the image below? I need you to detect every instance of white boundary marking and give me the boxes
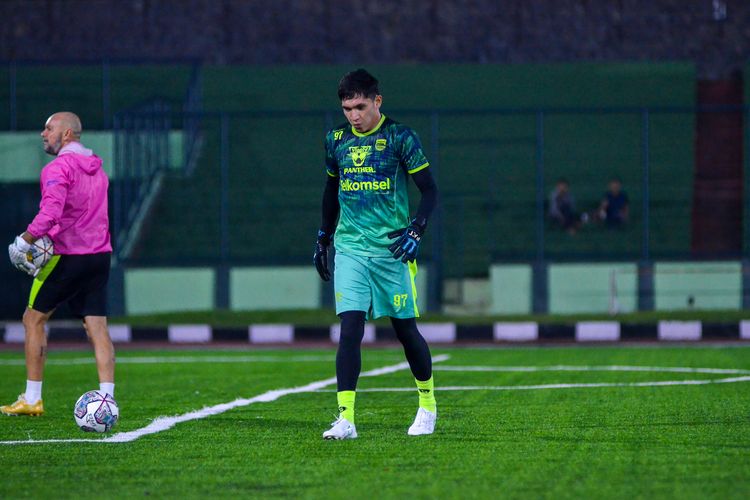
[434,365,750,375]
[0,354,450,445]
[0,355,345,366]
[316,375,750,392]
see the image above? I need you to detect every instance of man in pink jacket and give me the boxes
[2,112,116,417]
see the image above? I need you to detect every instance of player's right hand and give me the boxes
[313,230,332,281]
[8,235,37,277]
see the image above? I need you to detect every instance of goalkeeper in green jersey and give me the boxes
[314,68,439,439]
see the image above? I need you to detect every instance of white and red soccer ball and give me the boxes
[74,390,119,433]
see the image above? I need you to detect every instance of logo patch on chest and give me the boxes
[375,139,387,151]
[348,146,372,167]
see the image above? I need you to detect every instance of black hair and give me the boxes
[337,68,379,101]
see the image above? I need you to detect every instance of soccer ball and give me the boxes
[27,235,54,269]
[74,390,119,433]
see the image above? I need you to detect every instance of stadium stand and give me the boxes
[0,63,196,130]
[131,63,695,277]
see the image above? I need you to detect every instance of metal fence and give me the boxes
[111,105,749,309]
[1,59,201,131]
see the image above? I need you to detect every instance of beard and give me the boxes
[43,137,62,155]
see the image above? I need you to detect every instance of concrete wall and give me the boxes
[120,261,743,316]
[490,261,742,314]
[654,261,742,310]
[230,267,320,310]
[490,265,532,314]
[0,131,183,182]
[125,268,215,315]
[123,265,429,315]
[549,263,638,314]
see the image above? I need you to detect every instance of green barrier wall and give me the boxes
[548,262,638,314]
[122,265,429,315]
[125,268,215,315]
[0,132,115,181]
[230,267,320,310]
[490,264,532,314]
[0,131,183,182]
[654,261,742,310]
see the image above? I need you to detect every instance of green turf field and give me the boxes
[1,346,749,498]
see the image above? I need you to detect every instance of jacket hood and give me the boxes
[58,142,102,175]
[76,154,103,175]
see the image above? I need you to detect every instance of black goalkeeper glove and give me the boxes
[313,230,332,281]
[387,219,425,263]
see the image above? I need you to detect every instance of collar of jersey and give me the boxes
[351,114,386,137]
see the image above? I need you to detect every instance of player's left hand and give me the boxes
[387,222,424,263]
[8,235,37,276]
[313,230,332,281]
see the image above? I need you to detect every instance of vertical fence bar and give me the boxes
[743,106,750,308]
[9,61,17,130]
[641,108,651,261]
[319,111,335,310]
[102,60,111,129]
[638,108,654,311]
[428,110,443,312]
[744,105,750,257]
[220,113,230,261]
[215,113,230,309]
[112,113,122,261]
[109,109,125,315]
[532,110,548,313]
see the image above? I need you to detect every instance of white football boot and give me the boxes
[323,417,358,440]
[408,408,436,436]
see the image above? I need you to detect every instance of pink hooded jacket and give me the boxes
[27,142,112,255]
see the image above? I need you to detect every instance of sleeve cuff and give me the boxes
[407,162,430,174]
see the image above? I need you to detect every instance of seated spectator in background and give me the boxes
[598,177,629,228]
[548,178,581,234]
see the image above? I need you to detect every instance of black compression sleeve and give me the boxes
[336,311,367,391]
[411,168,438,229]
[320,175,340,235]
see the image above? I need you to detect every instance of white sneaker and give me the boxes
[323,417,358,440]
[408,408,436,436]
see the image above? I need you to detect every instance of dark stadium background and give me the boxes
[0,0,749,320]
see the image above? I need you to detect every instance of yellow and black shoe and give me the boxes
[0,395,44,416]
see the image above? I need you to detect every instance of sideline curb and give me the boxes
[2,320,748,344]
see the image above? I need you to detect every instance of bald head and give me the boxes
[41,111,83,156]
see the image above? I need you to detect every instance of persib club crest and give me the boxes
[348,146,372,167]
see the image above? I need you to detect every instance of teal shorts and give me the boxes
[334,252,419,319]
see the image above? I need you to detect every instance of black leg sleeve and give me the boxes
[336,311,367,391]
[390,317,432,381]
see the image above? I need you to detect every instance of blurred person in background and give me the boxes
[597,177,629,228]
[548,177,583,234]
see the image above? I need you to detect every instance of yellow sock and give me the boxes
[415,377,436,413]
[337,391,356,423]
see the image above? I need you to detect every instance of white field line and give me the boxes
[0,355,341,366]
[315,375,750,392]
[434,365,750,375]
[0,354,450,446]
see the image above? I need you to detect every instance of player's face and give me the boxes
[341,95,382,133]
[41,116,66,155]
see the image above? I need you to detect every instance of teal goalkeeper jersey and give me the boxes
[325,114,430,257]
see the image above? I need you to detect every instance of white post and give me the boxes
[609,268,619,315]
